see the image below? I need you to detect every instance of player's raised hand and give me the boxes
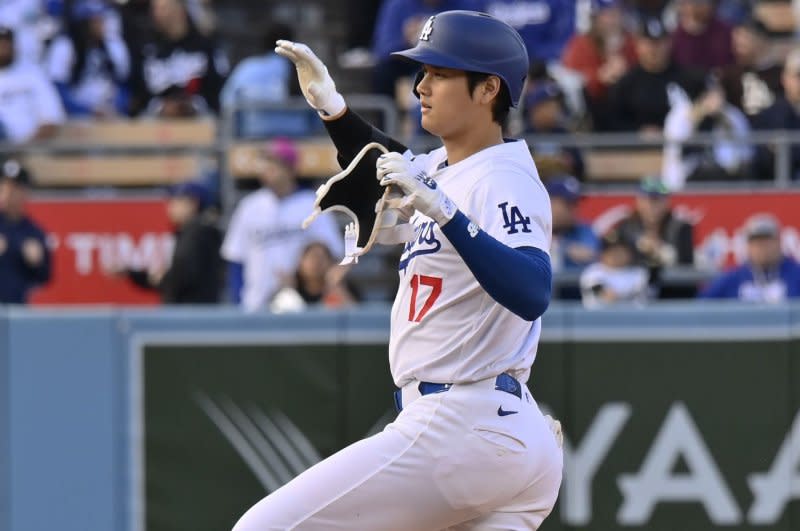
[275,40,346,118]
[376,152,457,227]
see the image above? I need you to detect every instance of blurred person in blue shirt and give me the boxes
[547,175,599,273]
[0,159,51,304]
[480,0,576,64]
[699,214,800,302]
[371,0,480,97]
[220,22,294,109]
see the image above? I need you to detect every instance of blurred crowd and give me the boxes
[2,0,800,310]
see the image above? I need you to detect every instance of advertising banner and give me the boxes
[142,340,800,531]
[578,190,800,270]
[26,199,173,305]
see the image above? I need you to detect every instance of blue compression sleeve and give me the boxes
[227,261,244,304]
[440,211,551,321]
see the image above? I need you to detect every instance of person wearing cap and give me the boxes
[579,229,650,308]
[672,0,734,71]
[0,25,65,144]
[547,175,599,273]
[699,214,800,301]
[221,138,343,312]
[561,0,637,130]
[118,180,223,303]
[750,47,800,182]
[235,11,563,530]
[524,81,586,180]
[0,159,52,304]
[44,0,130,117]
[607,15,706,132]
[616,176,695,272]
[718,16,783,117]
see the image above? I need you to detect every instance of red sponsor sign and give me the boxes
[578,190,800,270]
[16,191,800,304]
[26,198,174,305]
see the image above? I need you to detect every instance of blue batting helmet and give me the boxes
[392,10,529,107]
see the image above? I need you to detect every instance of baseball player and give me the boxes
[233,10,562,530]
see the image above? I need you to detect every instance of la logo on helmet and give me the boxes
[420,16,435,41]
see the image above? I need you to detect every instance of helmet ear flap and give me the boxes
[412,69,424,100]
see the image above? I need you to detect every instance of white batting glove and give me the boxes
[275,40,346,118]
[376,152,457,227]
[374,187,416,245]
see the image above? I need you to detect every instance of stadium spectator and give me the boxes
[699,214,800,301]
[0,26,65,143]
[220,23,294,109]
[270,241,360,313]
[662,72,753,188]
[616,176,694,271]
[45,0,130,117]
[718,16,783,117]
[671,0,734,71]
[130,0,228,116]
[580,230,649,308]
[524,81,586,180]
[561,0,637,130]
[118,181,223,304]
[371,0,479,98]
[221,138,343,313]
[750,47,800,182]
[0,159,51,304]
[547,176,599,273]
[607,16,706,132]
[480,0,577,65]
[0,0,45,64]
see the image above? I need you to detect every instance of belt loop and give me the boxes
[495,373,522,399]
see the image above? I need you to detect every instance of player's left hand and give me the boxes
[376,152,457,227]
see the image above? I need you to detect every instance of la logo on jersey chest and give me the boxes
[398,220,442,272]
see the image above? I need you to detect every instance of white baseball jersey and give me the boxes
[389,139,552,387]
[0,62,65,143]
[221,188,343,312]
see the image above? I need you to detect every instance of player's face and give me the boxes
[415,65,485,138]
[747,236,782,268]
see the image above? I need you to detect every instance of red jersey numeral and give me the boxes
[408,274,442,322]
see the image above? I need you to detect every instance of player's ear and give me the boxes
[480,76,501,105]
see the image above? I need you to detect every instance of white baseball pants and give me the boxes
[232,376,563,530]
